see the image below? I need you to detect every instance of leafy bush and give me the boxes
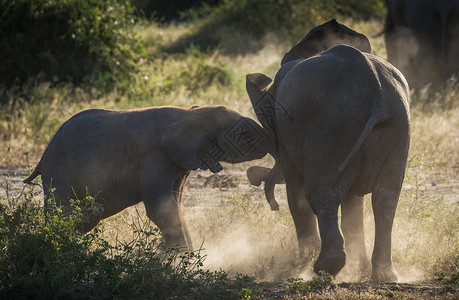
[0,0,143,98]
[0,193,256,299]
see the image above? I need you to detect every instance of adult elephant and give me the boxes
[24,105,274,249]
[246,20,411,282]
[383,0,459,89]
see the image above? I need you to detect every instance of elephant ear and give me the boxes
[281,19,371,65]
[161,118,223,173]
[246,73,276,132]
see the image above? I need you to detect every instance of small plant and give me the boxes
[240,287,253,299]
[287,274,335,295]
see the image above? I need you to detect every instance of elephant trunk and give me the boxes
[247,164,284,211]
[246,166,269,187]
[264,163,282,211]
[264,177,279,211]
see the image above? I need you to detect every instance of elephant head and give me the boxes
[160,106,275,174]
[281,19,371,65]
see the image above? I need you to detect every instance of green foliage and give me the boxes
[171,0,386,54]
[0,0,143,98]
[173,0,316,54]
[287,275,335,295]
[115,46,233,106]
[330,0,386,20]
[166,47,233,94]
[240,287,254,299]
[130,0,222,21]
[0,192,256,299]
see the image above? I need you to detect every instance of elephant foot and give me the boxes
[313,249,346,276]
[358,259,371,277]
[371,264,399,283]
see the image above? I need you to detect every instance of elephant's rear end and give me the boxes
[349,54,411,196]
[275,46,388,181]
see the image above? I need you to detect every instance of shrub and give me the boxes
[0,0,143,98]
[0,191,256,298]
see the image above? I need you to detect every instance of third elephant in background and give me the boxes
[383,0,459,89]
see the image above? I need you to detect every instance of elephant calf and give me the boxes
[24,105,273,249]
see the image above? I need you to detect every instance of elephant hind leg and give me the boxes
[370,149,408,282]
[281,152,320,263]
[371,188,400,282]
[305,185,347,276]
[312,203,346,276]
[341,192,370,277]
[288,183,320,262]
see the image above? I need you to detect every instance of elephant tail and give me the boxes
[23,161,42,184]
[338,112,389,173]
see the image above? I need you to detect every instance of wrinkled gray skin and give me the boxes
[383,0,459,89]
[246,20,411,282]
[24,106,273,249]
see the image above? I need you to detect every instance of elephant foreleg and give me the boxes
[141,161,192,250]
[143,191,190,249]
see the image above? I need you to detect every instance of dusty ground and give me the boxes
[1,165,458,298]
[260,281,458,299]
[2,164,457,205]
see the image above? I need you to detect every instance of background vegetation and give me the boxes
[0,0,143,100]
[0,0,457,298]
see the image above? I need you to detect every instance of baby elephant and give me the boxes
[24,106,273,249]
